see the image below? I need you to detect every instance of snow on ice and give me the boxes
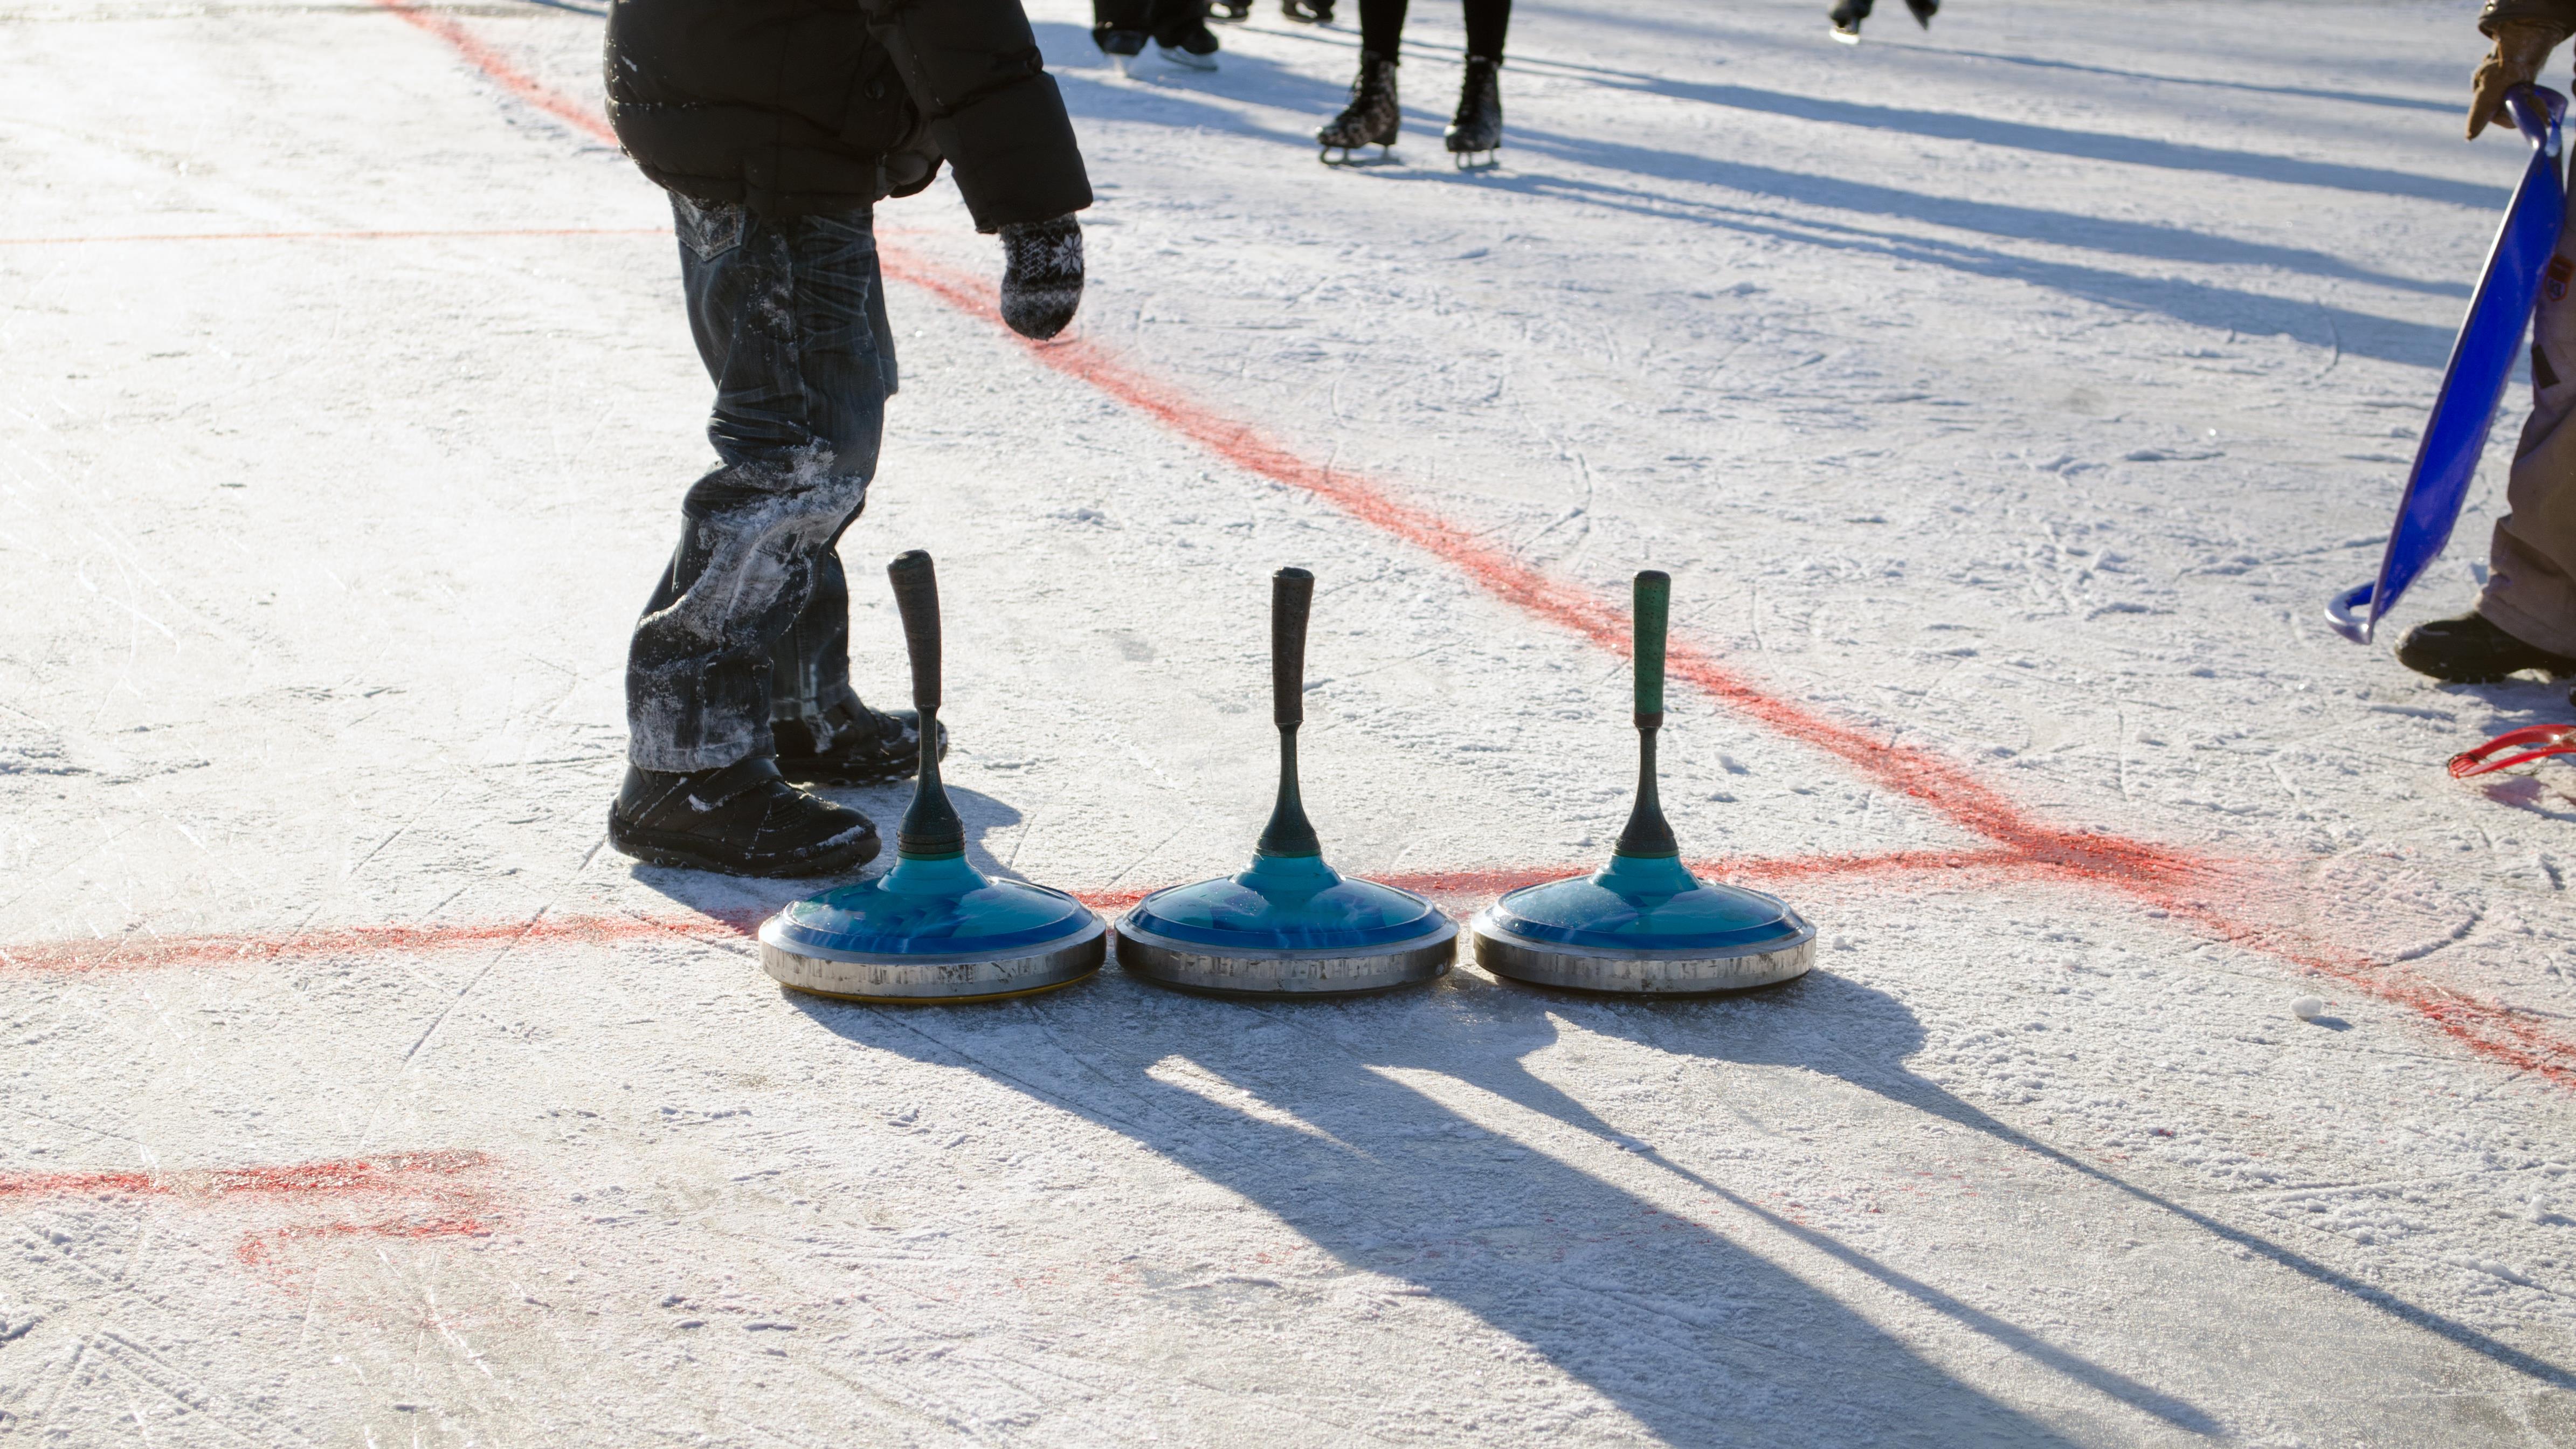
[4,0,2576,1444]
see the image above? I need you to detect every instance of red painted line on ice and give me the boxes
[370,0,620,145]
[0,227,662,246]
[0,848,1968,974]
[350,11,2576,1089]
[0,1150,499,1261]
[0,1149,488,1201]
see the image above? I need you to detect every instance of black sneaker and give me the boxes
[773,702,948,787]
[609,758,880,877]
[2394,611,2576,682]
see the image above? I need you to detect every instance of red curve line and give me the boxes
[0,849,1997,973]
[0,1149,488,1199]
[333,8,2576,1089]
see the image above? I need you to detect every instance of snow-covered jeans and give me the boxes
[625,195,898,773]
[2482,168,2576,657]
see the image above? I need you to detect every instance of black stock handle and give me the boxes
[1272,567,1314,728]
[888,549,941,716]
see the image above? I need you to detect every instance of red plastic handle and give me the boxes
[2448,724,2576,778]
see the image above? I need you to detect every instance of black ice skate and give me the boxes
[609,758,881,878]
[1157,20,1221,72]
[1830,0,1935,43]
[1319,50,1399,164]
[2395,611,2576,682]
[773,701,949,788]
[1094,24,1148,74]
[1446,55,1502,169]
[1281,0,1333,23]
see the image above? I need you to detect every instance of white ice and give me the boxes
[4,0,2575,1444]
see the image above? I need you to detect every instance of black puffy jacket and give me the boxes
[604,0,1091,229]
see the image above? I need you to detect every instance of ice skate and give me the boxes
[1205,0,1250,19]
[1829,0,1864,43]
[2395,611,2576,681]
[1445,54,1502,169]
[1281,0,1333,23]
[1157,31,1220,72]
[1908,0,1939,27]
[1094,25,1148,75]
[773,702,948,788]
[1318,50,1399,164]
[608,758,881,878]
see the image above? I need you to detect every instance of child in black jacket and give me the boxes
[602,0,1092,877]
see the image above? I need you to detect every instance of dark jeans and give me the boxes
[625,195,898,773]
[1359,0,1510,59]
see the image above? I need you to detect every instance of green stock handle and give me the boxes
[1633,570,1669,723]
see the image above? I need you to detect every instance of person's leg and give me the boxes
[627,198,889,776]
[2404,192,2576,680]
[1093,0,1151,53]
[1462,0,1509,60]
[1359,0,1408,58]
[2477,235,2576,660]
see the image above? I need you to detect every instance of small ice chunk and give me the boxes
[2291,996,2326,1022]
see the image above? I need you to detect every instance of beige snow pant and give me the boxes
[2480,169,2576,656]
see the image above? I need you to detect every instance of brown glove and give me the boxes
[2470,19,2569,140]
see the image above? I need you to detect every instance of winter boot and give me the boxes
[1445,55,1502,168]
[1319,50,1400,162]
[1282,0,1333,23]
[609,758,881,877]
[2395,611,2576,682]
[774,701,948,787]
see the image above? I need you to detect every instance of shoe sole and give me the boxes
[607,816,882,879]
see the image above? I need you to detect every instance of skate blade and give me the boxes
[1156,46,1220,72]
[1318,144,1397,167]
[1450,148,1500,171]
[1831,26,1860,44]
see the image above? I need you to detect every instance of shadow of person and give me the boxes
[1473,970,2576,1396]
[781,966,2097,1445]
[619,783,1028,929]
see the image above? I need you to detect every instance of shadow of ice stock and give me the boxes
[784,958,2575,1438]
[788,966,2155,1445]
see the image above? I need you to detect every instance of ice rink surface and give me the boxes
[6,0,2576,1442]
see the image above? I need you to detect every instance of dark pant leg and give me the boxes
[1359,0,1408,55]
[1462,0,1509,58]
[625,195,892,773]
[1093,0,1152,33]
[1148,0,1205,46]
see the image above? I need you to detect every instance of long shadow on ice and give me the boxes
[788,960,2574,1437]
[1039,50,2458,368]
[1488,971,2576,1394]
[789,968,2172,1444]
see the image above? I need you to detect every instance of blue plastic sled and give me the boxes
[2329,85,2567,645]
